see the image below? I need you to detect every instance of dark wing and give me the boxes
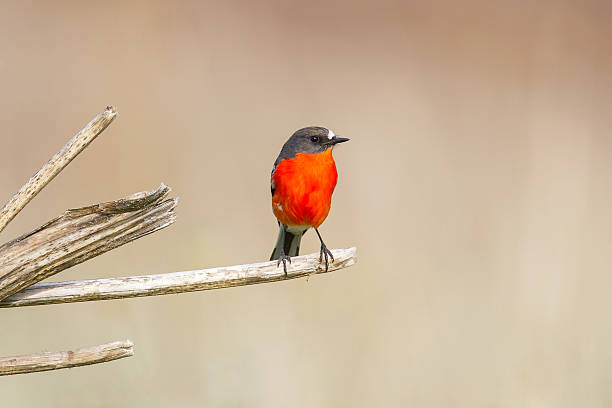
[271,162,277,197]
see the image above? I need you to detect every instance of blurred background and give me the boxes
[1,0,612,406]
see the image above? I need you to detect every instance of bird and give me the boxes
[270,126,349,275]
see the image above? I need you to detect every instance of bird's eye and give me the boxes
[310,136,319,143]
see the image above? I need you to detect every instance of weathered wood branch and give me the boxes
[0,106,117,234]
[0,247,357,308]
[0,340,134,376]
[0,184,177,301]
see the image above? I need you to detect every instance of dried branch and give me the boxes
[0,184,177,301]
[1,247,357,308]
[0,340,134,376]
[0,106,117,234]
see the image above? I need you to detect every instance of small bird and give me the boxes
[270,127,349,274]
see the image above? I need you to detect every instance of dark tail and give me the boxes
[270,226,306,260]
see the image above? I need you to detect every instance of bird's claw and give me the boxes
[277,254,292,276]
[319,244,334,272]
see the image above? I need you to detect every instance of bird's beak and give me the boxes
[325,136,350,146]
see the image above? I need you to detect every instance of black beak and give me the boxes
[326,136,350,146]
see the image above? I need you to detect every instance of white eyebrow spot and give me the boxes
[275,203,283,211]
[327,129,335,139]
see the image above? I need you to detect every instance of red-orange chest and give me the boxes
[272,149,338,228]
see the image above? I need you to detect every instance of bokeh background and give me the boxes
[2,0,612,406]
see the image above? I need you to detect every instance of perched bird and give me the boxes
[270,127,349,274]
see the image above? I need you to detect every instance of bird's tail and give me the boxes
[270,226,306,260]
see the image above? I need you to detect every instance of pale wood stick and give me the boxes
[0,340,134,376]
[0,184,177,301]
[0,106,117,234]
[0,247,357,308]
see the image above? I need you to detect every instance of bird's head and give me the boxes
[285,127,349,155]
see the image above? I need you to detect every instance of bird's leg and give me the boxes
[277,224,291,276]
[314,228,334,272]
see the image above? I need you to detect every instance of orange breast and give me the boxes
[272,149,338,228]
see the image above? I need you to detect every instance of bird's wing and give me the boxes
[271,162,277,197]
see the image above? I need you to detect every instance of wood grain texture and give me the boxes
[0,106,117,234]
[1,247,357,308]
[0,184,177,301]
[0,340,134,376]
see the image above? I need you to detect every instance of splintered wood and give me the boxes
[0,184,177,301]
[0,340,134,376]
[0,106,117,234]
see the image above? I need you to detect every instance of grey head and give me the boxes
[274,127,349,167]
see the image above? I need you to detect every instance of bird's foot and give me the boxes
[319,244,335,272]
[277,253,292,276]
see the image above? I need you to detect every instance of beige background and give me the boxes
[2,0,612,406]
